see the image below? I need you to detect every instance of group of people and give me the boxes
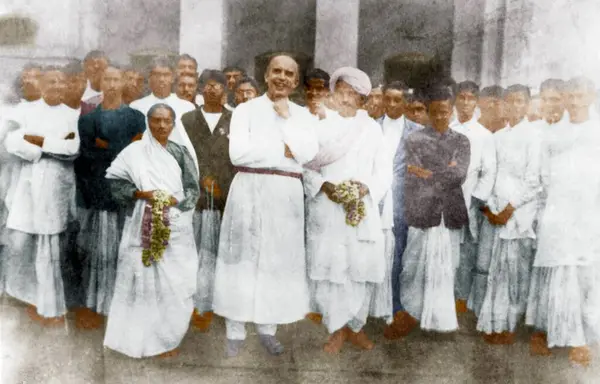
[0,49,598,368]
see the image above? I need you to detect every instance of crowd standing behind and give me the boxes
[0,49,598,367]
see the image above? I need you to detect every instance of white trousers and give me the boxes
[225,319,277,340]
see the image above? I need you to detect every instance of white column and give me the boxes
[451,0,486,83]
[78,0,103,55]
[314,0,359,74]
[179,0,225,70]
[479,0,506,87]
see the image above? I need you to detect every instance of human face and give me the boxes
[176,75,198,103]
[148,106,174,145]
[565,86,595,123]
[225,70,243,90]
[478,96,505,122]
[235,82,258,105]
[540,88,564,124]
[365,88,385,119]
[428,99,453,132]
[405,101,429,126]
[84,57,108,87]
[455,90,478,122]
[123,70,144,100]
[305,78,329,112]
[149,66,174,98]
[383,88,404,120]
[202,79,225,105]
[21,68,42,101]
[101,67,124,100]
[177,59,197,78]
[264,56,298,100]
[63,72,87,105]
[42,70,66,106]
[333,81,362,117]
[505,91,529,126]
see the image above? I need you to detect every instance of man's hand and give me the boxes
[284,144,294,159]
[24,134,44,147]
[320,181,341,203]
[481,205,506,226]
[134,190,155,200]
[273,99,291,119]
[169,196,179,206]
[407,164,433,179]
[64,132,76,140]
[202,176,222,199]
[131,133,143,142]
[495,203,515,225]
[316,104,327,120]
[95,137,109,149]
[448,160,457,167]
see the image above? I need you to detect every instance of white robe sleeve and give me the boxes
[472,132,497,202]
[41,131,80,156]
[360,126,393,205]
[510,132,542,209]
[229,103,286,167]
[4,129,43,162]
[280,112,319,165]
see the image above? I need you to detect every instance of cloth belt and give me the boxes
[234,166,302,180]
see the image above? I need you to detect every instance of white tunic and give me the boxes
[81,81,103,103]
[130,93,198,172]
[487,119,542,240]
[380,115,405,230]
[304,110,392,284]
[534,118,600,267]
[212,94,318,324]
[3,102,79,235]
[451,118,497,240]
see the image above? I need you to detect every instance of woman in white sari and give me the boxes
[103,103,200,358]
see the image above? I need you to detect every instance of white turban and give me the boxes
[329,67,372,96]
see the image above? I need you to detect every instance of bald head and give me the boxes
[264,55,299,100]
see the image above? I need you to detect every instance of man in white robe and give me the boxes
[450,81,497,314]
[476,84,541,345]
[2,66,79,324]
[212,55,318,357]
[81,50,108,106]
[526,77,600,367]
[304,67,392,354]
[130,56,197,171]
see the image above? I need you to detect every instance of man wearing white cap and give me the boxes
[304,67,392,354]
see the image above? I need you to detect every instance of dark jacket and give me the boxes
[181,107,236,212]
[403,126,470,229]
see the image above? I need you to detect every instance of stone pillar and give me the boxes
[78,0,103,55]
[479,0,507,86]
[451,0,486,83]
[179,0,225,70]
[314,0,359,74]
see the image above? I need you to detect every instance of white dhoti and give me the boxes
[467,220,496,316]
[369,228,394,324]
[314,280,375,333]
[103,207,198,358]
[476,236,534,334]
[192,209,221,314]
[400,220,461,332]
[78,209,124,315]
[212,173,310,326]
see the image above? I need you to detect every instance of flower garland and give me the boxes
[141,190,172,267]
[332,180,366,227]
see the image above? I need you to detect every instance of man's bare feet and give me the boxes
[191,310,213,332]
[26,305,65,327]
[75,308,104,330]
[157,348,179,358]
[306,312,323,324]
[383,311,418,340]
[455,299,468,314]
[323,328,347,354]
[347,329,374,350]
[569,346,591,367]
[529,332,551,356]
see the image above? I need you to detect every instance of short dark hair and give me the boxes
[539,79,565,93]
[148,56,174,74]
[201,69,227,88]
[304,68,330,88]
[425,85,455,106]
[178,54,198,68]
[383,80,409,93]
[147,103,176,121]
[234,76,260,93]
[404,88,427,104]
[62,60,84,76]
[223,66,246,75]
[506,84,531,99]
[83,50,109,63]
[565,76,595,93]
[480,85,505,99]
[456,81,480,97]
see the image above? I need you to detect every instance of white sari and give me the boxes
[103,132,198,358]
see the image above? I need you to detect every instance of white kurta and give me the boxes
[380,115,405,231]
[81,81,103,104]
[304,110,392,333]
[130,93,198,172]
[212,94,318,325]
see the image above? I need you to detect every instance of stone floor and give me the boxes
[0,297,598,383]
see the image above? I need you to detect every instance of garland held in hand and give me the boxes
[141,190,173,267]
[332,180,366,227]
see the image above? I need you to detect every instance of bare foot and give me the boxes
[482,332,501,344]
[306,312,323,324]
[497,331,515,345]
[75,308,104,330]
[323,328,347,354]
[455,299,468,314]
[529,332,551,356]
[569,346,590,367]
[347,329,374,350]
[191,310,213,332]
[157,348,179,358]
[383,311,418,340]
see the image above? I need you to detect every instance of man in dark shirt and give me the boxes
[392,85,470,338]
